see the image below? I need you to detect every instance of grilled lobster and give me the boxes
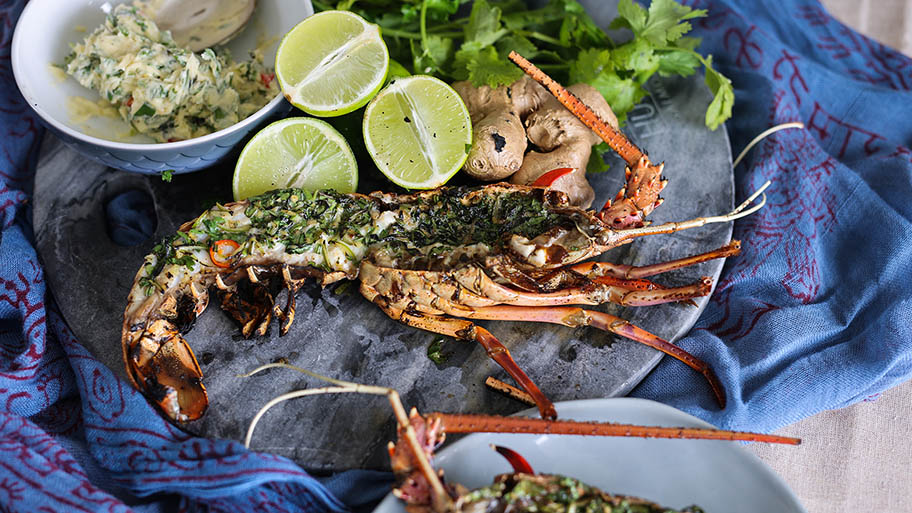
[121,54,766,423]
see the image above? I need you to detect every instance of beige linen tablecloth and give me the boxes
[823,0,912,55]
[746,2,912,511]
[749,379,912,511]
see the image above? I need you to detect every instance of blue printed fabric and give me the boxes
[629,0,912,432]
[1,0,910,511]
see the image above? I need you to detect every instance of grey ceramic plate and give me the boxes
[32,0,733,473]
[373,399,807,513]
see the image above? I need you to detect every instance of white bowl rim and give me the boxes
[10,0,290,153]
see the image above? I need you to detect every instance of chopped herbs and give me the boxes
[134,103,156,116]
[244,186,567,259]
[427,337,447,364]
[462,473,706,512]
[382,186,564,250]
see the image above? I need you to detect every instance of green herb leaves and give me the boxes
[609,0,734,130]
[464,45,522,87]
[427,337,448,364]
[464,0,508,47]
[320,0,734,131]
[703,56,734,130]
[452,0,522,85]
[613,0,705,46]
[134,103,156,116]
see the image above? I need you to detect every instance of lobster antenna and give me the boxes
[244,386,390,448]
[239,364,451,505]
[733,122,805,168]
[611,180,770,243]
[729,180,770,217]
[508,51,645,167]
[238,362,358,387]
[721,121,804,217]
[698,122,803,222]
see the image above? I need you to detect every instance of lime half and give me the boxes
[363,75,472,189]
[276,10,389,117]
[233,118,358,201]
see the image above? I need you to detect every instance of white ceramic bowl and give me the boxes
[11,0,312,174]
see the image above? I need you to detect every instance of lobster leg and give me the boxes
[567,241,742,307]
[490,242,740,306]
[366,262,712,310]
[496,267,711,307]
[508,51,644,167]
[360,283,558,419]
[592,277,712,306]
[450,305,726,408]
[360,262,724,407]
[218,281,275,338]
[485,258,697,308]
[481,266,713,307]
[571,241,742,280]
[431,412,800,444]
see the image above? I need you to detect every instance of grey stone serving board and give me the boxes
[32,3,733,474]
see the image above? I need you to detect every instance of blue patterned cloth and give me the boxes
[628,0,912,432]
[1,0,910,511]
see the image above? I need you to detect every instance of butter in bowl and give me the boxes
[11,0,312,174]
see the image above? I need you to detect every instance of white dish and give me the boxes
[11,0,312,173]
[374,398,806,513]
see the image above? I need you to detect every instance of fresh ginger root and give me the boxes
[452,76,550,181]
[454,78,617,208]
[510,83,618,208]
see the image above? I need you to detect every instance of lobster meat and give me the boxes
[121,53,766,423]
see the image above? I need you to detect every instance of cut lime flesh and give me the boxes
[363,75,472,189]
[233,117,358,201]
[276,10,389,117]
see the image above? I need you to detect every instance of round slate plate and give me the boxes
[32,0,733,474]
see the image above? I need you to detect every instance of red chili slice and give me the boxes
[209,239,240,268]
[260,72,275,87]
[531,167,574,187]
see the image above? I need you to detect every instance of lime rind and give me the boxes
[275,10,389,118]
[233,117,358,201]
[362,75,472,190]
